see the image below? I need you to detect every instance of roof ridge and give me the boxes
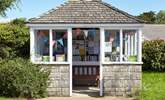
[100,1,145,23]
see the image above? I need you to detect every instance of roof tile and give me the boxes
[28,1,144,24]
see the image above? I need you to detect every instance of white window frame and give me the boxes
[102,28,143,65]
[30,28,70,64]
[29,24,143,97]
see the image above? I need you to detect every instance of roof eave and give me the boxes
[26,23,144,28]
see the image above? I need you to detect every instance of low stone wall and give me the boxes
[102,64,141,96]
[42,65,70,97]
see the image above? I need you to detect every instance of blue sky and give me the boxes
[1,0,165,20]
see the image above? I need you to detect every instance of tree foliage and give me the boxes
[137,10,165,24]
[137,11,156,24]
[10,18,26,26]
[0,18,29,59]
[155,10,165,24]
[0,0,20,16]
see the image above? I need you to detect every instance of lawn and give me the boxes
[0,97,12,100]
[142,72,165,100]
[0,97,24,100]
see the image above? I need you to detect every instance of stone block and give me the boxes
[42,65,70,96]
[102,64,141,96]
[47,91,56,96]
[116,92,124,96]
[51,67,60,73]
[61,73,69,80]
[61,88,70,96]
[109,92,116,96]
[60,80,70,88]
[132,73,141,80]
[116,88,125,92]
[60,66,69,73]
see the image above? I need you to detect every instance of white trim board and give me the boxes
[72,62,100,66]
[102,62,143,65]
[27,24,144,29]
[100,27,104,96]
[32,62,70,65]
[68,28,73,96]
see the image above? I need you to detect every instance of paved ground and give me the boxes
[38,87,133,100]
[38,97,132,100]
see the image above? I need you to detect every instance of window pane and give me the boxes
[52,30,68,62]
[34,30,49,62]
[123,30,138,62]
[104,30,120,62]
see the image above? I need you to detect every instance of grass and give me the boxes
[0,97,12,100]
[141,72,165,100]
[0,97,25,100]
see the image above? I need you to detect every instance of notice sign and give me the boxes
[104,42,112,52]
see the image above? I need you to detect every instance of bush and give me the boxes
[0,58,50,98]
[0,20,29,59]
[142,40,165,71]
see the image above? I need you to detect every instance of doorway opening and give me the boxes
[72,28,100,97]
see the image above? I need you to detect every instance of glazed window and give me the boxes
[104,30,120,62]
[33,29,68,63]
[72,28,100,62]
[34,30,50,62]
[123,30,138,62]
[52,30,68,62]
[103,29,141,63]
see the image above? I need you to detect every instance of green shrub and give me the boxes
[0,20,29,59]
[0,58,50,98]
[142,40,165,71]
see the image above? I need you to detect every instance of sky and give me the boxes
[0,0,165,21]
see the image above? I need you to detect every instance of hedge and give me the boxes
[0,58,50,98]
[142,40,165,71]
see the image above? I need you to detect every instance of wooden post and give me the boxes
[138,29,142,62]
[100,27,104,96]
[49,29,53,62]
[30,28,35,63]
[68,28,73,96]
[120,29,123,62]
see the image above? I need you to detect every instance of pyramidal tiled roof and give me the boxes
[28,0,144,24]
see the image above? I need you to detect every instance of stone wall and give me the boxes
[42,65,70,97]
[102,64,141,96]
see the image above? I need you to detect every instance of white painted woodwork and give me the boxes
[30,28,35,63]
[138,29,142,62]
[100,27,104,96]
[49,29,53,62]
[120,29,123,62]
[124,33,128,56]
[29,26,143,97]
[131,34,134,55]
[128,34,130,56]
[134,32,137,55]
[68,28,72,96]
